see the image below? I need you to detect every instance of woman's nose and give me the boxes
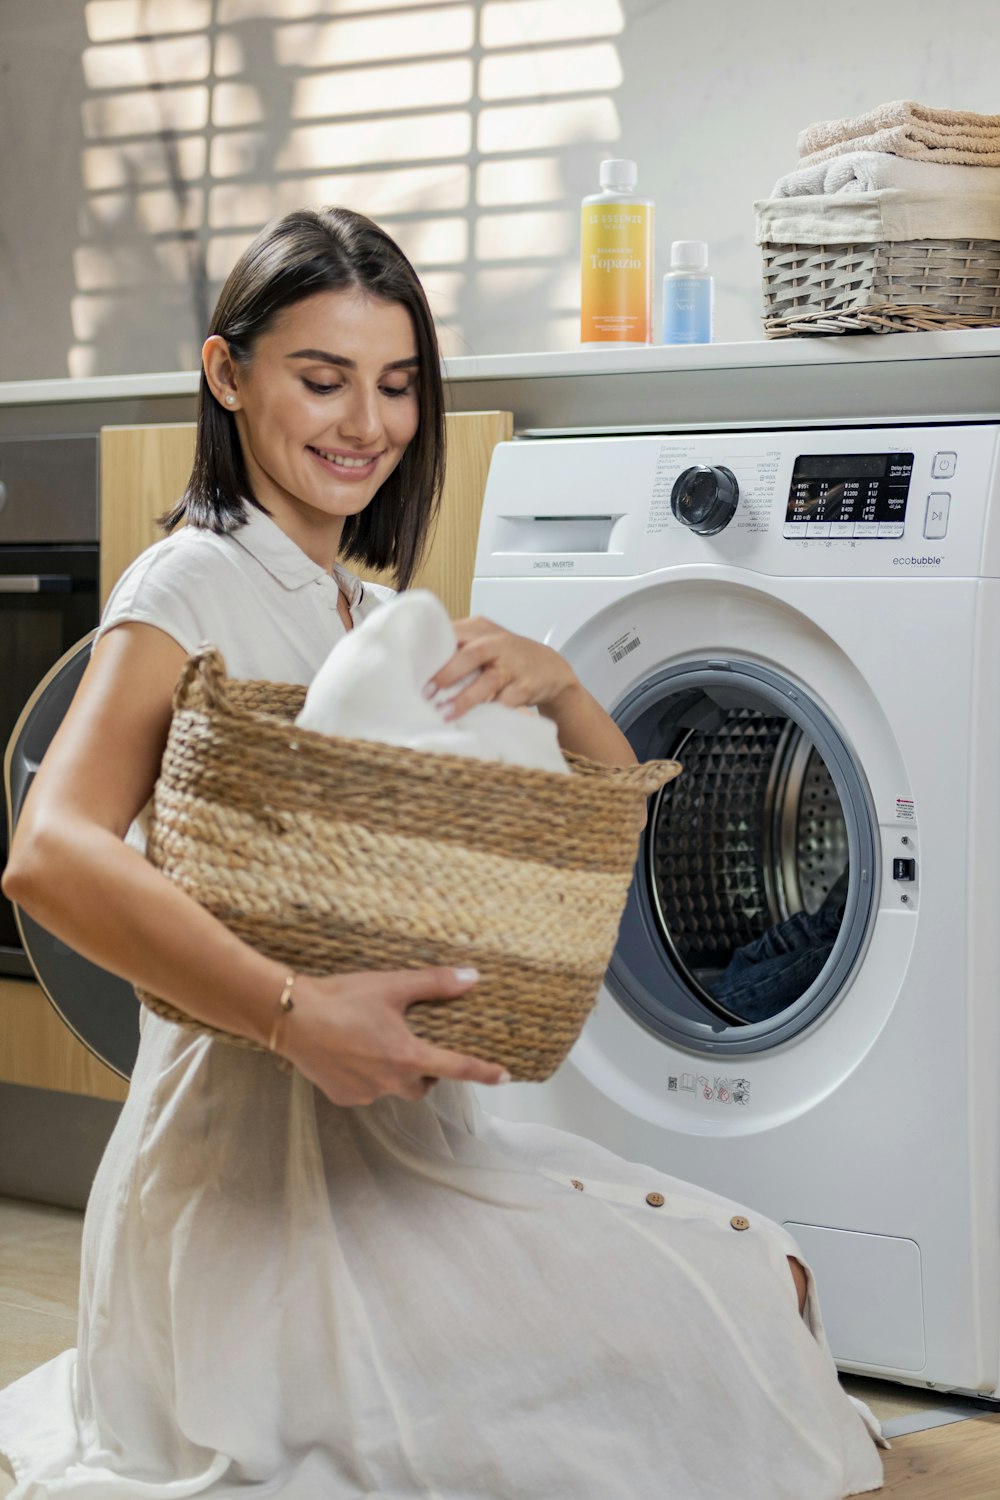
[340,386,382,445]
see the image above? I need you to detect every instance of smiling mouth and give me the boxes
[309,446,382,470]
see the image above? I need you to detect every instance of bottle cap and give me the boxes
[670,239,708,270]
[599,158,638,191]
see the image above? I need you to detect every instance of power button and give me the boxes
[931,451,957,478]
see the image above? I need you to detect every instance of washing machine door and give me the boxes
[610,658,878,1055]
[4,632,140,1078]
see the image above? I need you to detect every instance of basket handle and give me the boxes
[565,753,683,794]
[633,758,683,794]
[172,645,230,714]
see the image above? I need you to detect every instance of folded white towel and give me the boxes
[772,151,1000,199]
[296,589,569,774]
[797,101,1000,168]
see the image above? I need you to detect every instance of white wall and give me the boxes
[1,0,997,378]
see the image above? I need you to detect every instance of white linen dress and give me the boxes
[0,509,884,1499]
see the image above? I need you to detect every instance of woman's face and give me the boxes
[219,287,421,563]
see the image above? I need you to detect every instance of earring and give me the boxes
[225,394,236,406]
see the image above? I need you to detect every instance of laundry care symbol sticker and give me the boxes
[668,1075,750,1107]
[697,1076,731,1103]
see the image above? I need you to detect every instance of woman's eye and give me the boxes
[381,384,413,399]
[303,378,340,395]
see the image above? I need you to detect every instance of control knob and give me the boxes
[670,465,740,535]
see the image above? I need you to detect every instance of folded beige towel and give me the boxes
[798,101,1000,167]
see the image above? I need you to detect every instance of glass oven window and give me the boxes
[0,547,99,974]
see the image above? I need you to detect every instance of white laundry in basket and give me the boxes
[296,588,569,773]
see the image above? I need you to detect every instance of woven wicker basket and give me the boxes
[135,647,680,1081]
[761,237,1000,337]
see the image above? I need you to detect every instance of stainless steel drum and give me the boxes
[607,660,877,1054]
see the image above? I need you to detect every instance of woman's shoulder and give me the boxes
[105,525,238,605]
[98,525,242,652]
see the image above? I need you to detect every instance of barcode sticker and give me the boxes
[608,630,641,665]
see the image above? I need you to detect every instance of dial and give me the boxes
[670,465,740,535]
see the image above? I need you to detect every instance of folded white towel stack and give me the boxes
[772,151,1000,200]
[296,588,570,774]
[764,100,1000,244]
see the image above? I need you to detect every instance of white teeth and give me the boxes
[315,448,374,468]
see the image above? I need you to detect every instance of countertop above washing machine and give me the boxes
[442,328,1000,434]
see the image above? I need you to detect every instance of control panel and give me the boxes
[474,423,1000,580]
[783,452,913,540]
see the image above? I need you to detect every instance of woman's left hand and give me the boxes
[426,616,638,770]
[426,616,576,720]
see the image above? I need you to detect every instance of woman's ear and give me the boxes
[202,335,241,411]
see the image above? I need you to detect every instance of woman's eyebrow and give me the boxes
[286,349,419,372]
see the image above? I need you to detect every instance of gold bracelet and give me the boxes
[267,974,297,1054]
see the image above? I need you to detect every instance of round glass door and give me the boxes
[608,660,878,1054]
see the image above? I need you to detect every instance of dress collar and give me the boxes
[231,503,364,605]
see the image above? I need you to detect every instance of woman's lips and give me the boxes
[308,445,382,480]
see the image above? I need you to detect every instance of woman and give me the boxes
[0,207,882,1498]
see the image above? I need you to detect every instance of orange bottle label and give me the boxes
[580,202,653,343]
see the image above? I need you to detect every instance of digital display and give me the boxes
[784,452,913,538]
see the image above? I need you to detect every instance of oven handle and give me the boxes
[0,574,74,594]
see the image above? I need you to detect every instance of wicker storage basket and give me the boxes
[135,647,680,1082]
[756,190,1000,337]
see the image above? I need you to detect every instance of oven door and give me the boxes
[0,545,99,975]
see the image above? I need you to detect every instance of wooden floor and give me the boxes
[879,1415,1000,1497]
[0,1196,998,1497]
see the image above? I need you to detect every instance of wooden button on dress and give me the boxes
[645,1192,665,1208]
[570,1179,585,1191]
[730,1215,750,1231]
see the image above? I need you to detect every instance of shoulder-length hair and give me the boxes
[164,206,445,590]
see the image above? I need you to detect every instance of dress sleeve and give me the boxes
[95,536,214,656]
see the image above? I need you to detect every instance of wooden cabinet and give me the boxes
[0,979,128,1101]
[2,410,512,1101]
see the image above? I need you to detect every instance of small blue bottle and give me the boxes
[662,240,713,344]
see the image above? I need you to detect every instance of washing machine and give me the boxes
[470,420,1000,1398]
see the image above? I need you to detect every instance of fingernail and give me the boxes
[422,681,437,699]
[453,966,479,983]
[497,1070,513,1085]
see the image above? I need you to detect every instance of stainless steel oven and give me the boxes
[0,436,99,977]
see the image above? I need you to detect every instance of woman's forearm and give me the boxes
[539,681,636,766]
[5,819,286,1047]
[6,812,512,1105]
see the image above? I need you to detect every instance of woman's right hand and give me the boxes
[275,966,510,1106]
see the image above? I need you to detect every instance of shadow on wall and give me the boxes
[69,0,629,376]
[0,0,91,383]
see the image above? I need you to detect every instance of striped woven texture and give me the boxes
[136,647,680,1081]
[762,237,1000,336]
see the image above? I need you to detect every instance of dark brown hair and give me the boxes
[164,206,445,589]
